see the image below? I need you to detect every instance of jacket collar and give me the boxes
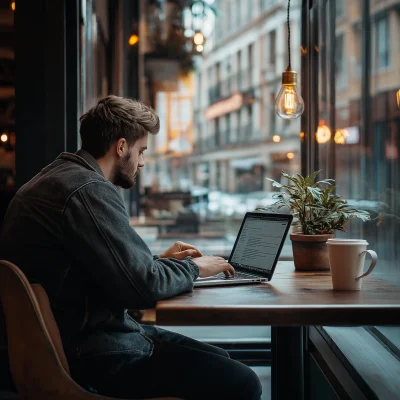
[57,149,105,178]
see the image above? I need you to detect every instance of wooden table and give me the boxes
[156,261,400,399]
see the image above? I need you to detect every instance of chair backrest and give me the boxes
[0,260,182,400]
[0,260,82,397]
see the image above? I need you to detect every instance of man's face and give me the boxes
[114,134,148,189]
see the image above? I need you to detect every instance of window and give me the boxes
[311,1,399,281]
[248,43,254,88]
[335,34,346,88]
[247,0,253,22]
[306,2,400,391]
[375,15,390,69]
[143,0,301,252]
[236,0,241,27]
[269,30,276,74]
[335,0,345,20]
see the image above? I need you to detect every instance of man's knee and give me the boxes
[239,365,262,400]
[225,360,262,400]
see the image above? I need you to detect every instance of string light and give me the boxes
[11,2,15,11]
[1,133,8,143]
[334,129,349,145]
[315,121,331,144]
[287,152,295,159]
[275,0,304,120]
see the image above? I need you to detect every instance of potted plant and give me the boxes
[257,170,370,271]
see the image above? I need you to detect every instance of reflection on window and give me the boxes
[313,0,400,282]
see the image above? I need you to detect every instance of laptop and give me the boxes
[194,212,293,287]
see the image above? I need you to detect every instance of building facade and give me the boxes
[143,0,302,194]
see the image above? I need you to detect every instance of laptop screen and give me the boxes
[229,213,292,276]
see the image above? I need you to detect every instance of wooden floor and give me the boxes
[251,367,271,400]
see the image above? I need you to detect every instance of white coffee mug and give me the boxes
[327,239,378,291]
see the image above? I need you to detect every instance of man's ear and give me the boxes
[116,138,127,158]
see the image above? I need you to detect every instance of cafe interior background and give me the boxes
[0,0,399,398]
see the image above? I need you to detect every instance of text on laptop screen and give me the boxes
[230,215,289,272]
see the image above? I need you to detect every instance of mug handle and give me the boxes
[355,250,378,281]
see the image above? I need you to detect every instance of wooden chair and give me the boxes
[0,260,182,400]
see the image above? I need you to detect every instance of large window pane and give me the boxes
[141,0,303,258]
[314,0,400,282]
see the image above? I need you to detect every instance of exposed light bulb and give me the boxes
[275,68,304,120]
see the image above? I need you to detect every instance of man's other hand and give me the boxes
[191,256,235,278]
[159,241,203,260]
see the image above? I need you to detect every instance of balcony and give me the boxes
[208,68,255,105]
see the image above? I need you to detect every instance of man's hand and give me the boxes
[159,241,203,260]
[191,256,235,278]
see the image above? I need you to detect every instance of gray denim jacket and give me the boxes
[0,149,199,363]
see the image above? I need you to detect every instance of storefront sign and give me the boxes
[205,93,243,120]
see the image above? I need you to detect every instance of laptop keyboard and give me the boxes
[213,271,259,280]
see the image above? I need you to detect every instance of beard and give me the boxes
[113,152,137,189]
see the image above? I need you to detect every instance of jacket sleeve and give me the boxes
[62,181,199,309]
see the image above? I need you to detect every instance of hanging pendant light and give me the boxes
[275,0,304,120]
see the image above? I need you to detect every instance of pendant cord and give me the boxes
[287,0,291,69]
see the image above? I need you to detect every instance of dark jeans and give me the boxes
[70,325,262,400]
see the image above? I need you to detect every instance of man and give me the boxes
[0,96,262,399]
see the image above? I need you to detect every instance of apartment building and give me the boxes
[143,0,302,194]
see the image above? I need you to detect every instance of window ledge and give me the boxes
[316,326,400,399]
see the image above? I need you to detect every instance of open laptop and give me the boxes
[194,212,293,287]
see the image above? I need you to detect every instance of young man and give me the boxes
[0,96,262,399]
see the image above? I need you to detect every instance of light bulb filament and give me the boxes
[283,87,296,114]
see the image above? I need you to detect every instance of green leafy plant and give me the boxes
[257,170,370,235]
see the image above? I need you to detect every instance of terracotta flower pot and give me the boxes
[290,233,334,271]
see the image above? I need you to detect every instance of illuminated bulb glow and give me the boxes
[128,34,139,46]
[283,88,296,114]
[287,152,295,160]
[275,84,304,119]
[272,135,281,143]
[316,121,331,144]
[334,129,349,145]
[196,44,203,52]
[11,1,15,11]
[1,133,8,142]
